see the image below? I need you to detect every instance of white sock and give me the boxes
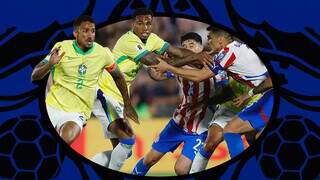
[190,153,209,173]
[91,150,112,167]
[108,142,133,170]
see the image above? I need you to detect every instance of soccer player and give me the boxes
[151,26,273,173]
[91,8,212,171]
[31,15,137,145]
[131,32,215,176]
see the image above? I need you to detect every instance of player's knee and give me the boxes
[224,120,252,134]
[174,164,189,175]
[204,127,224,152]
[60,122,81,144]
[204,138,223,152]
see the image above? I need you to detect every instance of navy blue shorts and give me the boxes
[152,119,207,161]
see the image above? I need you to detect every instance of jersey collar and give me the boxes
[129,30,148,45]
[72,40,95,55]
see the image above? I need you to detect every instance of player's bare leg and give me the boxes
[143,149,164,168]
[58,121,81,145]
[190,124,223,173]
[203,124,224,152]
[174,154,192,175]
[132,149,164,176]
[224,116,253,133]
[108,118,135,170]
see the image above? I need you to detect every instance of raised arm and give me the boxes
[31,47,64,81]
[108,64,139,124]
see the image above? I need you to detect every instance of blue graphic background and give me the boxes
[0,0,319,179]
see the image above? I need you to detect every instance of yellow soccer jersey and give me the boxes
[98,31,169,103]
[223,77,262,113]
[45,40,115,119]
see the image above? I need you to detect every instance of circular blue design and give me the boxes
[0,116,61,179]
[258,115,320,179]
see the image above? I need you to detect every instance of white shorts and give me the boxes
[46,105,86,131]
[209,104,236,129]
[92,89,124,139]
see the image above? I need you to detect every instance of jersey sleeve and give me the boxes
[104,48,116,72]
[209,46,237,74]
[42,42,62,64]
[151,34,170,55]
[208,54,228,85]
[216,47,236,69]
[118,38,149,62]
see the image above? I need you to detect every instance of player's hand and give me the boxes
[49,47,65,66]
[160,52,169,61]
[196,50,214,66]
[232,93,250,107]
[149,57,172,73]
[124,104,139,124]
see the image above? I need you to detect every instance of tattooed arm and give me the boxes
[31,47,64,81]
[233,77,273,107]
[251,76,273,95]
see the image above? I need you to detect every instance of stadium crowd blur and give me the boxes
[96,18,208,119]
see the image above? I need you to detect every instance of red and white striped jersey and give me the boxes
[213,41,268,88]
[172,69,215,134]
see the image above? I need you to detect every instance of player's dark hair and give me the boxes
[132,8,153,18]
[181,32,202,45]
[73,15,95,30]
[207,26,232,41]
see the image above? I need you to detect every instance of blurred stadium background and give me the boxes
[70,17,238,176]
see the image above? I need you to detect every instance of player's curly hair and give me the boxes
[73,15,95,30]
[181,32,202,45]
[132,8,153,18]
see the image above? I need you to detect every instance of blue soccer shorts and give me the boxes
[238,90,273,131]
[152,119,207,161]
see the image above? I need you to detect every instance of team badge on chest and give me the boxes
[78,64,87,75]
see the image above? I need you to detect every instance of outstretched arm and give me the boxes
[251,76,273,95]
[165,45,213,67]
[150,58,215,82]
[233,76,273,107]
[138,45,212,68]
[146,67,169,81]
[108,64,139,124]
